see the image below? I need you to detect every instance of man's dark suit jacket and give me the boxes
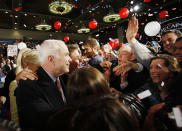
[16,67,66,131]
[110,59,149,94]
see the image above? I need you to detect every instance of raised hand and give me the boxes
[126,16,139,41]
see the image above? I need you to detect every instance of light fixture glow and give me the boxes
[35,20,52,31]
[103,14,121,22]
[134,5,139,11]
[36,24,52,31]
[130,8,134,12]
[49,1,73,15]
[77,27,90,33]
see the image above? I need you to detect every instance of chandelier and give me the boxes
[49,1,73,15]
[35,20,52,31]
[103,13,121,23]
[77,26,90,33]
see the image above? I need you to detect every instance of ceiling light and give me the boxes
[49,1,73,15]
[96,34,99,37]
[77,27,90,33]
[103,14,121,23]
[130,8,134,12]
[134,5,139,11]
[35,20,52,31]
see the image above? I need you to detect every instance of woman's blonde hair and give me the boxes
[15,49,40,74]
[15,48,31,74]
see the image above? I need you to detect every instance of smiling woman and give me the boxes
[134,54,181,110]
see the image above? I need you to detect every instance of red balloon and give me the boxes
[109,41,114,48]
[89,20,98,29]
[109,39,119,49]
[64,36,69,42]
[119,8,129,18]
[120,43,123,47]
[14,6,22,12]
[144,0,152,2]
[135,33,140,38]
[159,10,168,18]
[54,21,62,30]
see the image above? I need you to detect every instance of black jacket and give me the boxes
[16,67,66,131]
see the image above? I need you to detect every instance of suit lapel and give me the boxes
[36,67,65,106]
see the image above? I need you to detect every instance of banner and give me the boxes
[161,16,182,32]
[7,45,18,56]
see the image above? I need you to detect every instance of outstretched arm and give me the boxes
[126,16,154,69]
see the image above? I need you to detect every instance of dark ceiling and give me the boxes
[0,0,181,43]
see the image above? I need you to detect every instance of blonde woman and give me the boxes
[9,49,40,125]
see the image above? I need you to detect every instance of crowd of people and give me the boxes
[0,16,182,131]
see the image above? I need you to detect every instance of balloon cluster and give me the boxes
[109,38,119,49]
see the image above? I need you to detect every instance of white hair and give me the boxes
[118,44,133,54]
[36,39,65,65]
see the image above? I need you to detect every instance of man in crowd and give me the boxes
[108,45,149,93]
[173,37,182,67]
[83,37,103,68]
[16,40,71,131]
[126,16,182,68]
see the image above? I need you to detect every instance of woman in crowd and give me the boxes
[134,54,181,110]
[47,94,140,131]
[9,48,40,124]
[47,67,140,131]
[66,67,112,103]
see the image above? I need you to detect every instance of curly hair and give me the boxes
[150,54,181,74]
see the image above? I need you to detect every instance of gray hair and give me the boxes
[37,39,65,65]
[161,29,182,37]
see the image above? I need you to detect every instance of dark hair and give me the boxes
[67,44,81,55]
[66,67,111,103]
[47,95,140,131]
[175,36,182,42]
[150,54,181,74]
[161,29,182,37]
[83,37,100,49]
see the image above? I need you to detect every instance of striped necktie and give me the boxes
[56,77,66,103]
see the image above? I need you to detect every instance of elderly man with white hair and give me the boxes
[108,44,149,94]
[16,40,71,131]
